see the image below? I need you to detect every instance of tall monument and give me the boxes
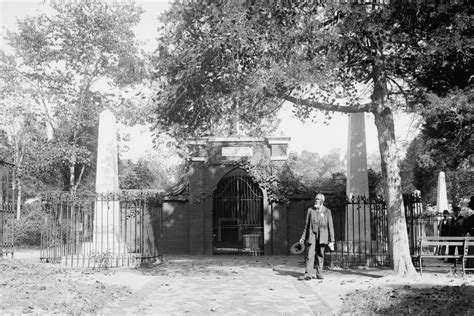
[96,109,120,194]
[346,113,369,198]
[436,171,449,213]
[346,112,370,243]
[83,109,127,258]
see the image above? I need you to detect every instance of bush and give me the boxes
[14,202,46,246]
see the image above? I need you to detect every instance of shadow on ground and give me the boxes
[137,255,304,278]
[341,283,474,315]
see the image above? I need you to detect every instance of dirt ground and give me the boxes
[2,248,474,315]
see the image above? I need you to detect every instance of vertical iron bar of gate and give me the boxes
[58,200,62,264]
[384,200,388,265]
[378,200,382,265]
[71,199,75,267]
[119,194,123,266]
[106,196,109,260]
[356,198,359,266]
[120,197,123,267]
[362,199,366,265]
[141,196,145,263]
[410,196,415,254]
[95,196,98,258]
[361,198,370,265]
[100,196,103,256]
[134,198,137,259]
[122,197,126,266]
[351,199,355,266]
[50,201,54,262]
[375,201,380,265]
[12,168,15,257]
[69,197,72,266]
[124,198,128,265]
[80,201,84,268]
[137,197,141,259]
[370,200,374,265]
[344,199,348,266]
[64,198,68,267]
[49,201,53,262]
[63,199,67,266]
[112,194,115,266]
[63,198,67,265]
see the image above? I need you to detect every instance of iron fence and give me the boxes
[327,195,389,267]
[403,193,425,254]
[40,192,159,268]
[1,161,15,259]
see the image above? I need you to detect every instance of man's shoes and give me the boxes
[298,275,312,281]
[316,274,324,280]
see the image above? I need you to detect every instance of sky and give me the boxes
[0,0,421,160]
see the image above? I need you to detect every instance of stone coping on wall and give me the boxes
[186,136,291,144]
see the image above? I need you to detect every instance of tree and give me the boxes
[119,157,178,191]
[401,89,473,205]
[151,1,472,275]
[287,149,345,187]
[0,51,51,218]
[2,1,145,194]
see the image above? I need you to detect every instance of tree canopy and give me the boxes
[1,1,146,195]
[401,88,473,205]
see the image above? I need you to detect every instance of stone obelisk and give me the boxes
[346,113,369,199]
[84,109,127,259]
[346,113,370,244]
[96,109,119,194]
[436,171,449,213]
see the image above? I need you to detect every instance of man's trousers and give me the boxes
[305,238,325,277]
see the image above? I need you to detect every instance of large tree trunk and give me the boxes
[371,58,417,276]
[373,108,417,277]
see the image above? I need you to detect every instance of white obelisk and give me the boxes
[436,171,449,213]
[85,110,126,260]
[96,109,119,194]
[346,113,370,243]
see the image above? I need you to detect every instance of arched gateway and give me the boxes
[212,169,263,255]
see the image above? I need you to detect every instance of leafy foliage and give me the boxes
[119,158,177,191]
[13,202,46,246]
[217,153,348,204]
[401,89,473,205]
[2,1,146,194]
[287,150,346,187]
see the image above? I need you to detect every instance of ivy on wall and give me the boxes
[218,158,319,204]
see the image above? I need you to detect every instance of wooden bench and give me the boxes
[415,236,474,275]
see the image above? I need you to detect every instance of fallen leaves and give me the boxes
[0,260,132,314]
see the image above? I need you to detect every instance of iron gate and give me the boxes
[1,161,15,259]
[213,169,263,255]
[40,192,159,268]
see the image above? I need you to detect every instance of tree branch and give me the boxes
[279,94,373,113]
[72,164,85,193]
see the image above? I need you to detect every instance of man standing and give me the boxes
[436,210,452,255]
[449,206,465,261]
[298,193,335,280]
